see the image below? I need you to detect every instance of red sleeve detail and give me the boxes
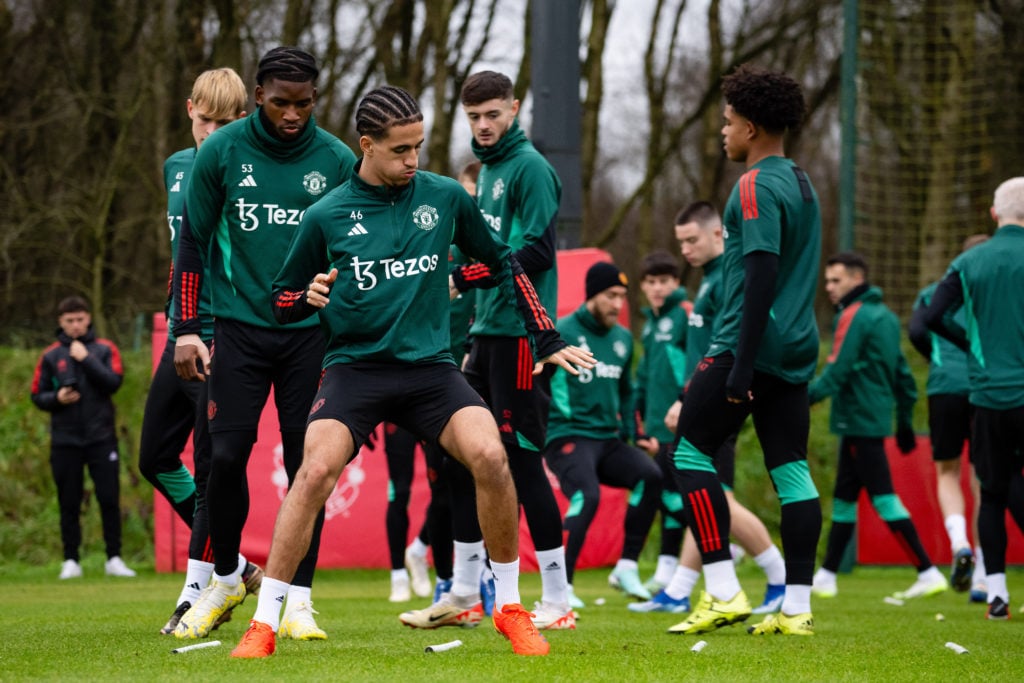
[178,271,201,322]
[462,263,493,282]
[274,289,306,309]
[739,169,761,220]
[514,273,554,331]
[827,302,862,363]
[98,339,124,375]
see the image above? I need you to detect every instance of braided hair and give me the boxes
[256,46,319,85]
[355,86,423,140]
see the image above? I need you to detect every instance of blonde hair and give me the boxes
[992,177,1024,224]
[190,68,247,119]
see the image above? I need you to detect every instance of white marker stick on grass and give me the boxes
[425,639,463,653]
[171,640,222,654]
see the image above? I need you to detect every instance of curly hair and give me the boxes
[721,63,806,135]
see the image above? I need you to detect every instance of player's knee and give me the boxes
[294,458,339,501]
[466,440,510,489]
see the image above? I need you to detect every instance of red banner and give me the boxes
[856,437,1024,565]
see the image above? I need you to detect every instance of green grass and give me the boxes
[1,562,1021,681]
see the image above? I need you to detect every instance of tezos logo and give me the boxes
[350,254,440,291]
[412,204,439,231]
[492,177,505,201]
[303,171,328,196]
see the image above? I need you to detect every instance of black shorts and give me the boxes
[308,362,489,451]
[463,336,551,450]
[677,352,809,473]
[207,319,324,433]
[928,393,972,462]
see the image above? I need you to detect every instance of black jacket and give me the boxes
[31,326,123,448]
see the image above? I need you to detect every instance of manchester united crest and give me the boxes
[412,204,439,231]
[303,170,328,196]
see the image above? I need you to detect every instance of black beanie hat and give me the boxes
[585,261,628,300]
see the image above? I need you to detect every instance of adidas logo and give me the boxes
[238,175,257,187]
[170,181,181,192]
[467,553,481,562]
[347,223,368,236]
[274,594,285,604]
[187,582,201,591]
[544,561,561,571]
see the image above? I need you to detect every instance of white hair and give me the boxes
[992,177,1024,224]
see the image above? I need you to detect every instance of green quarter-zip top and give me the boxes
[809,286,916,437]
[547,304,634,443]
[635,287,689,443]
[469,120,561,337]
[164,147,213,341]
[272,168,566,368]
[173,109,356,335]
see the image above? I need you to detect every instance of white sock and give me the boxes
[814,567,837,584]
[754,545,786,585]
[284,581,311,610]
[782,584,811,615]
[987,572,1008,602]
[213,570,239,587]
[703,559,741,601]
[535,546,569,606]
[664,565,701,601]
[452,540,485,599]
[407,536,429,558]
[944,514,969,552]
[490,557,521,612]
[178,559,214,605]
[919,566,944,583]
[653,554,679,585]
[391,568,409,584]
[973,546,986,583]
[614,558,639,573]
[253,577,289,631]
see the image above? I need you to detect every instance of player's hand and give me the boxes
[636,436,660,456]
[534,345,596,376]
[725,364,753,403]
[68,340,88,361]
[896,424,917,455]
[664,400,682,433]
[307,268,338,309]
[57,386,81,404]
[174,334,210,381]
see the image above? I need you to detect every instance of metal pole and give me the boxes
[530,0,583,249]
[839,0,858,251]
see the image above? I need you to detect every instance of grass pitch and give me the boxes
[0,561,1020,681]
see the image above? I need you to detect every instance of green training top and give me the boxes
[913,282,969,396]
[548,304,634,443]
[635,287,688,443]
[273,168,562,368]
[470,119,561,337]
[943,225,1024,409]
[164,148,213,342]
[710,156,821,383]
[809,286,916,437]
[684,255,723,382]
[183,110,356,329]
